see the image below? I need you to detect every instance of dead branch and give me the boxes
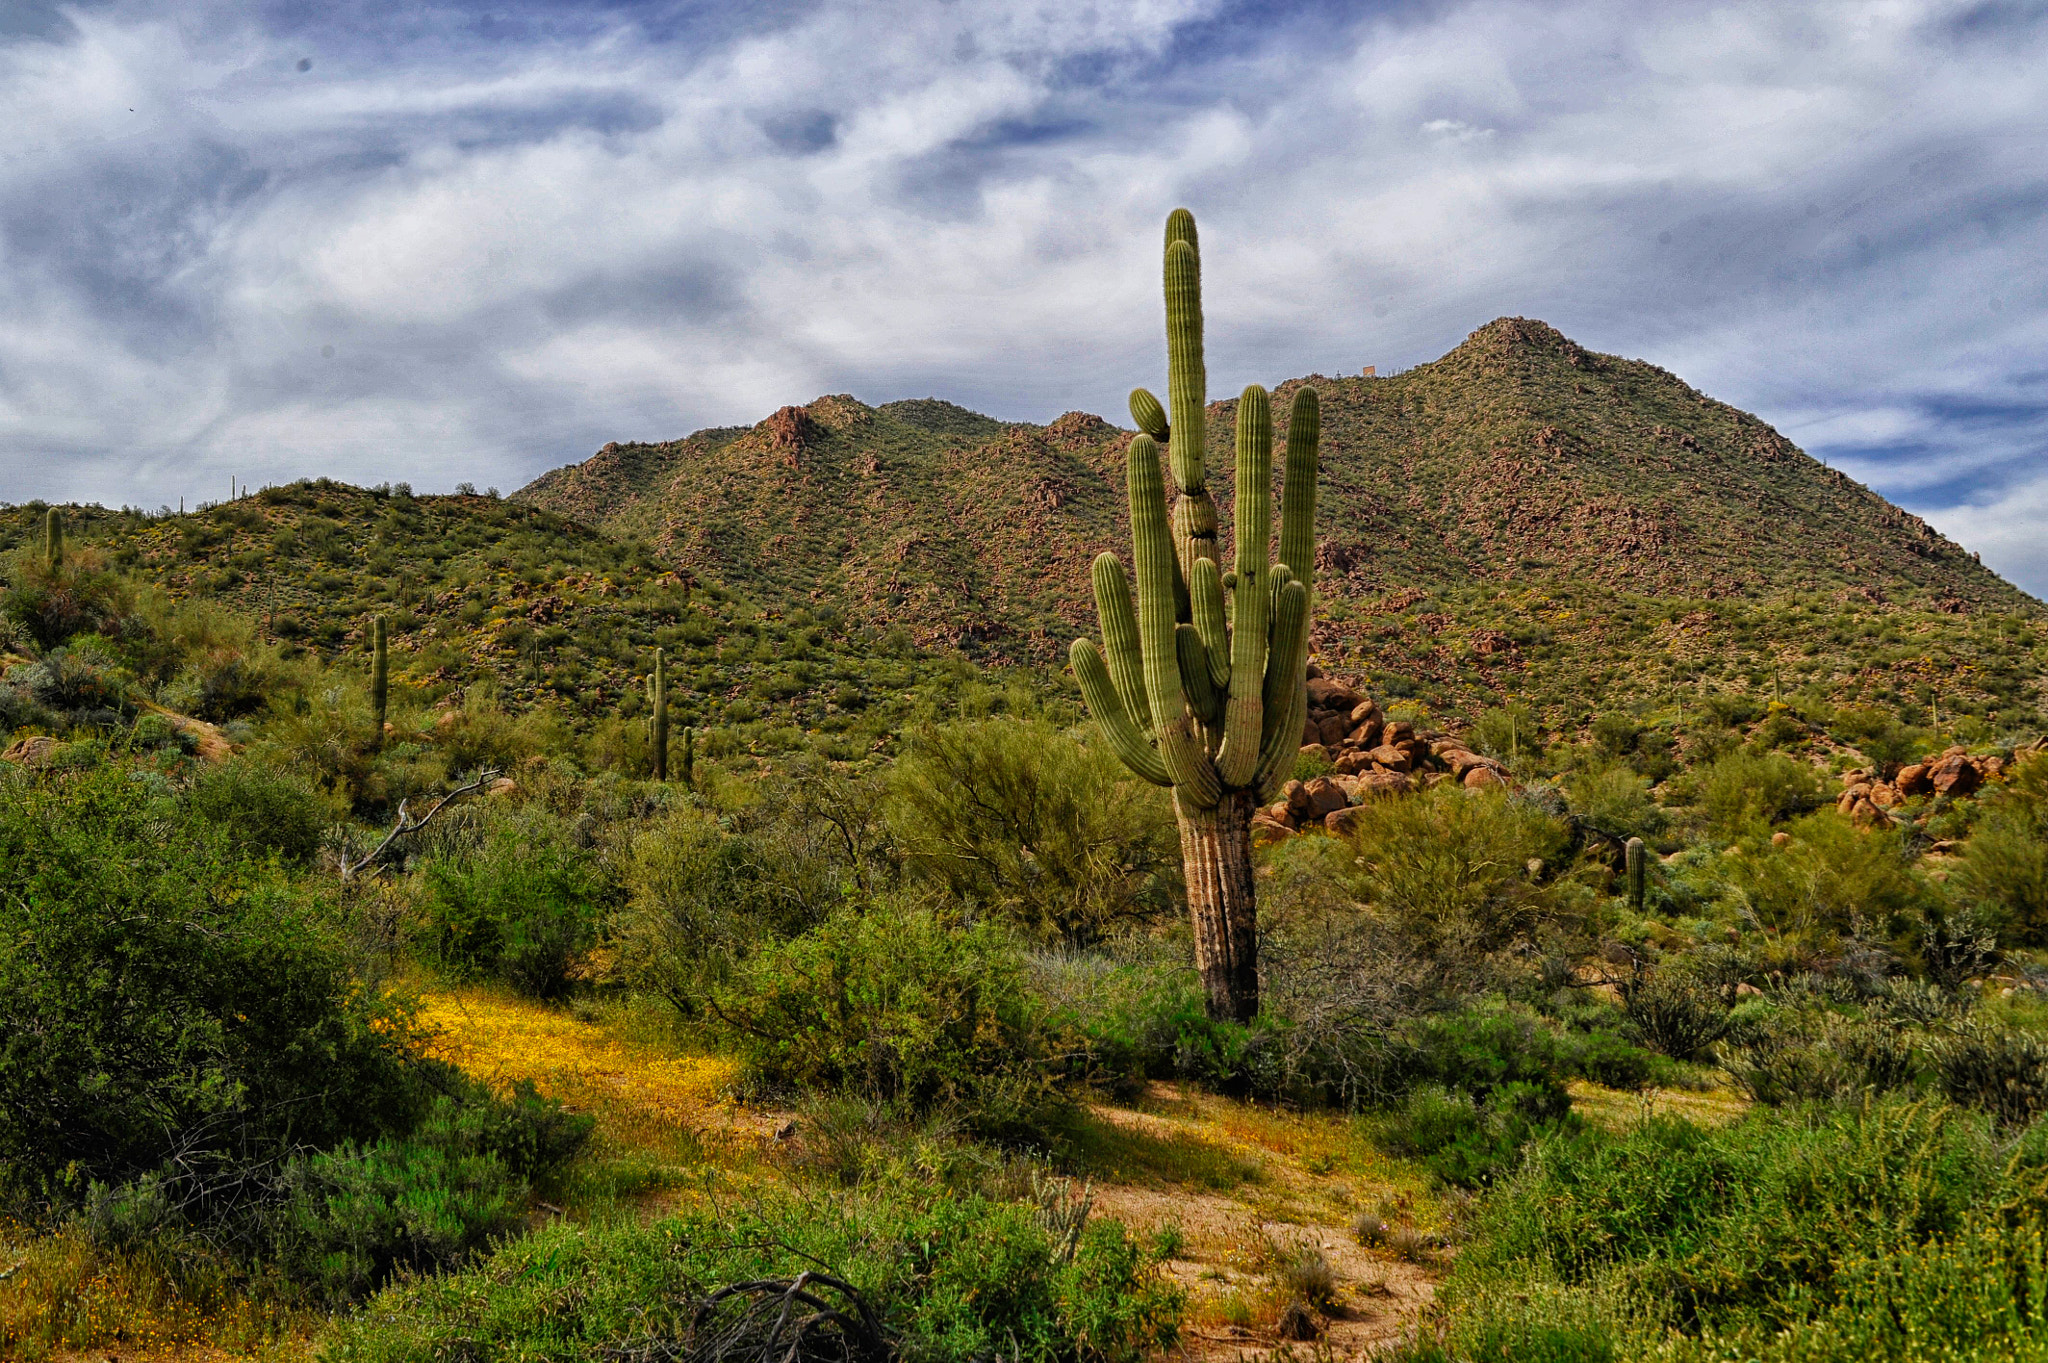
[340,767,501,882]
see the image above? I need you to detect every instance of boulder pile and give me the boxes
[1836,741,2036,825]
[1251,665,1511,844]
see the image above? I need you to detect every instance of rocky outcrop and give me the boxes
[1254,665,1513,840]
[1837,744,2024,826]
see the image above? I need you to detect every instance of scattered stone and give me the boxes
[487,777,518,797]
[1303,776,1349,819]
[1368,744,1412,773]
[1771,831,1790,847]
[1463,766,1506,789]
[1324,806,1367,836]
[1894,763,1930,796]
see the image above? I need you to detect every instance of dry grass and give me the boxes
[1566,1079,1749,1133]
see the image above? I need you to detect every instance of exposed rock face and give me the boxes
[761,405,819,464]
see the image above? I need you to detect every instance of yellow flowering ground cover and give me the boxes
[413,989,743,1153]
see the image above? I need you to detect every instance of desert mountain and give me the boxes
[519,318,2033,669]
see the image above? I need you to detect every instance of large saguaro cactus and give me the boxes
[651,648,670,781]
[370,616,389,749]
[1071,208,1320,1023]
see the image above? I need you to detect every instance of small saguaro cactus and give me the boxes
[651,648,670,781]
[370,616,389,749]
[680,724,695,787]
[1625,836,1647,913]
[1071,208,1321,1024]
[43,508,62,569]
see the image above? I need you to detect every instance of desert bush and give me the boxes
[1722,813,1935,943]
[1700,750,1823,835]
[1334,784,1574,959]
[421,812,608,998]
[324,1185,1179,1363]
[0,767,424,1205]
[5,639,131,728]
[1620,967,1734,1062]
[1373,1081,1577,1188]
[1930,1021,2048,1126]
[885,717,1178,945]
[1565,763,1667,843]
[1429,1098,2048,1361]
[1721,1009,1920,1105]
[616,770,883,1014]
[707,900,1082,1142]
[0,547,130,650]
[1951,752,2048,944]
[183,760,330,865]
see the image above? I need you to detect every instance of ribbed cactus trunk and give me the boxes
[370,617,388,749]
[1625,836,1647,913]
[1071,210,1321,1024]
[680,724,695,787]
[43,508,62,569]
[651,649,669,781]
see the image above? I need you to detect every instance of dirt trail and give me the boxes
[1077,1085,1439,1359]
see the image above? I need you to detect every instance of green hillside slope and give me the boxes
[518,319,2045,735]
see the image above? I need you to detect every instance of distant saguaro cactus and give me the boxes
[680,724,695,787]
[1625,836,1647,913]
[43,508,62,569]
[370,616,389,749]
[651,648,669,781]
[1070,208,1321,1024]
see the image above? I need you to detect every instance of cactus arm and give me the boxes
[1253,577,1310,800]
[1128,433,1221,806]
[1091,551,1154,732]
[1164,238,1205,493]
[1072,639,1172,785]
[1189,557,1230,690]
[1129,387,1169,443]
[1217,385,1273,785]
[1277,387,1320,591]
[1177,623,1222,727]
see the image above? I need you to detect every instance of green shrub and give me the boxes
[1721,1009,1920,1106]
[1930,1021,2048,1126]
[708,901,1082,1142]
[324,1186,1180,1363]
[76,1079,590,1305]
[1331,784,1574,958]
[1429,1098,2043,1359]
[1373,1081,1577,1188]
[422,814,607,998]
[183,761,330,865]
[1621,968,1734,1061]
[1952,753,2048,945]
[0,767,422,1204]
[1700,750,1823,835]
[885,718,1179,946]
[1724,814,1935,942]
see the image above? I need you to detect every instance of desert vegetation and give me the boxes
[5,223,2048,1363]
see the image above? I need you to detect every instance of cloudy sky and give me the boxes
[2,0,2045,595]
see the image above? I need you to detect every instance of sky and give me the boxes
[1,0,2045,597]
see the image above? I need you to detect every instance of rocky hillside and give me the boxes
[522,319,2029,632]
[517,317,2045,733]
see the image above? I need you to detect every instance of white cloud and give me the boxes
[0,0,2044,596]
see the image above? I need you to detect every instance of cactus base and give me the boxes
[1176,789,1261,1023]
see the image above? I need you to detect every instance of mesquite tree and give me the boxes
[1070,209,1320,1023]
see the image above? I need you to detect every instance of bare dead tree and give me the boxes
[339,767,502,882]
